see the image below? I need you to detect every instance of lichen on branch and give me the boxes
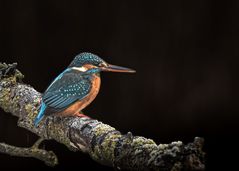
[0,62,205,170]
[0,138,58,166]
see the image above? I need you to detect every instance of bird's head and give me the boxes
[68,52,136,74]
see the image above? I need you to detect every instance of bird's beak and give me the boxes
[101,64,136,73]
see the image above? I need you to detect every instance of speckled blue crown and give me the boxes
[69,52,105,67]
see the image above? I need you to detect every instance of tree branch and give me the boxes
[0,62,205,170]
[0,138,58,166]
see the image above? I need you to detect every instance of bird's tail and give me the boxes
[34,102,46,126]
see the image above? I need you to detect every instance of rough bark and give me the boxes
[0,62,205,170]
[0,138,58,166]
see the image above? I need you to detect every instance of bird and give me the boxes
[34,52,135,126]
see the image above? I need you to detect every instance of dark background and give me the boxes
[0,0,238,170]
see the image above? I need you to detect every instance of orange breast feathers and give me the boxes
[61,73,101,116]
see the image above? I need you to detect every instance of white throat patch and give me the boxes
[72,66,88,72]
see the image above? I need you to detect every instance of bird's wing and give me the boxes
[42,70,92,114]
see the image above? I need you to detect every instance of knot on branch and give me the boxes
[0,62,24,83]
[181,137,205,171]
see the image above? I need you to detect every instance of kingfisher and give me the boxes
[34,52,135,126]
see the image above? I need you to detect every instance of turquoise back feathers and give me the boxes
[34,102,46,126]
[34,52,135,126]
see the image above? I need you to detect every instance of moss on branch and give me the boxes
[0,138,58,166]
[0,62,205,170]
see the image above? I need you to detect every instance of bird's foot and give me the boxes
[75,112,90,118]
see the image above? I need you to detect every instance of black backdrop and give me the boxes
[0,0,238,170]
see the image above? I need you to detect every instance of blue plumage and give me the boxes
[43,70,92,109]
[34,102,47,126]
[34,52,135,126]
[68,52,105,68]
[34,69,94,126]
